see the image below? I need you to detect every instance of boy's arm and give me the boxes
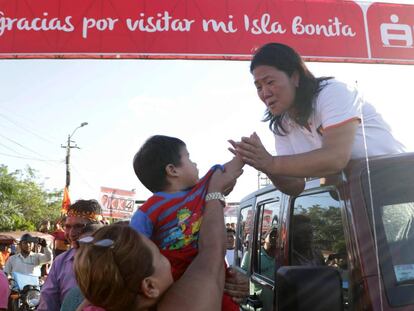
[159,167,242,311]
[129,209,154,238]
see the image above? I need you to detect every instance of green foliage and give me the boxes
[298,204,346,253]
[0,165,63,231]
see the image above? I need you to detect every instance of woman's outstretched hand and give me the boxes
[228,132,273,174]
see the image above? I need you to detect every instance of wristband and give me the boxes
[205,192,226,207]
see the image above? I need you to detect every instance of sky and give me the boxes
[0,58,413,206]
[0,0,413,207]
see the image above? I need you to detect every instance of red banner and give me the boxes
[0,0,413,64]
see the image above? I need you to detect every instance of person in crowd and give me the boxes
[60,223,104,311]
[225,228,236,266]
[39,220,51,233]
[291,214,325,266]
[130,135,244,310]
[230,42,405,196]
[241,227,277,278]
[0,270,9,311]
[0,244,11,270]
[52,219,70,257]
[241,227,277,311]
[38,220,52,276]
[75,165,242,311]
[3,233,51,277]
[38,200,103,311]
[9,241,17,256]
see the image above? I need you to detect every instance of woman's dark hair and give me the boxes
[250,42,332,135]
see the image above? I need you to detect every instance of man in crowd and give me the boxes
[37,199,103,311]
[225,228,236,266]
[3,233,52,277]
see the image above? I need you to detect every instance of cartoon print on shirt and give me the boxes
[164,207,203,250]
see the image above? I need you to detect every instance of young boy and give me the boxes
[130,135,243,311]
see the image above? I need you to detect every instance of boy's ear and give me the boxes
[141,277,160,299]
[165,164,179,177]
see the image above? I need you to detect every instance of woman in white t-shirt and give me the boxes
[230,42,405,195]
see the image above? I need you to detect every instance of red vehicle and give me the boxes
[234,152,414,311]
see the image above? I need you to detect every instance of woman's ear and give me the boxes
[292,71,300,88]
[165,164,178,177]
[141,277,160,299]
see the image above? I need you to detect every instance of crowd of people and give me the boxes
[0,41,406,311]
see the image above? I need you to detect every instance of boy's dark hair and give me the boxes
[133,135,186,193]
[250,42,332,135]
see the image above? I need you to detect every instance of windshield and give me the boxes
[382,202,414,283]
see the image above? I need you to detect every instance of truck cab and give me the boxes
[233,153,414,311]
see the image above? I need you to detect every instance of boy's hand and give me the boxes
[208,163,243,195]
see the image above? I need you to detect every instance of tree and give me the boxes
[0,165,63,231]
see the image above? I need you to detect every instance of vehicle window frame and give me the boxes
[251,197,281,287]
[361,162,414,307]
[235,204,254,273]
[289,187,351,309]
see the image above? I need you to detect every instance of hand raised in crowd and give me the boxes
[38,238,48,248]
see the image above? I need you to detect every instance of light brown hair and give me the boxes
[74,224,154,311]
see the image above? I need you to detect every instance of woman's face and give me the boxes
[142,235,174,295]
[252,65,298,117]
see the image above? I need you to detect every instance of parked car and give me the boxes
[233,152,414,311]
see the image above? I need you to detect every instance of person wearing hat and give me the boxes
[38,199,103,311]
[3,233,51,277]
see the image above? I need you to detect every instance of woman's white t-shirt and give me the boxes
[275,79,405,159]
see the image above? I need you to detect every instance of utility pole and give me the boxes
[61,122,88,188]
[257,171,271,189]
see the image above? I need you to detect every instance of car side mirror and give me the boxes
[276,266,343,311]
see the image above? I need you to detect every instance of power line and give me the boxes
[0,151,61,163]
[0,132,56,161]
[0,113,58,145]
[0,141,28,157]
[71,164,97,191]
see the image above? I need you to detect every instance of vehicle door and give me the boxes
[286,184,351,310]
[239,189,282,311]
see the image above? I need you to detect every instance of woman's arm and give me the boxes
[233,122,357,175]
[159,167,243,311]
[230,122,357,194]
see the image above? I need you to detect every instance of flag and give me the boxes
[61,186,71,214]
